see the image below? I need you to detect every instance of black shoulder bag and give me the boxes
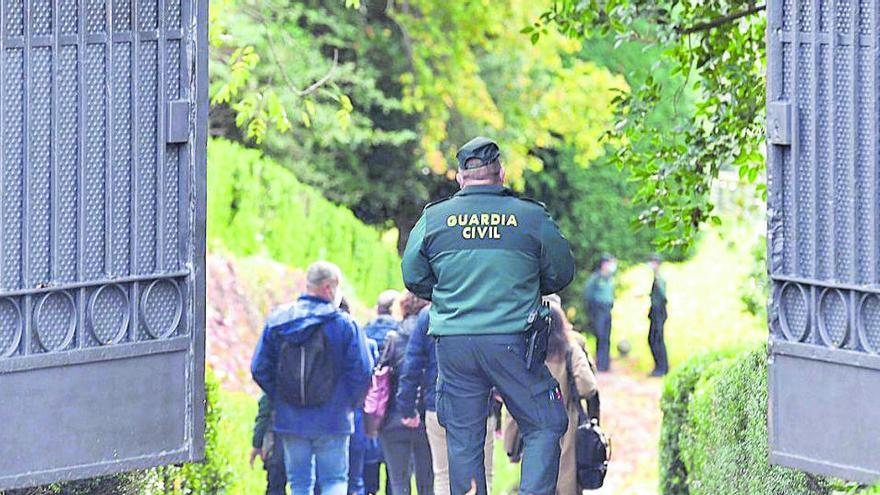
[566,349,611,490]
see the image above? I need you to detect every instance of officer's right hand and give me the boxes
[401,416,421,428]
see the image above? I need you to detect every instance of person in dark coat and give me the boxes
[349,337,380,495]
[363,290,401,352]
[398,305,496,495]
[378,291,433,495]
[648,254,669,377]
[249,394,287,495]
[361,290,400,495]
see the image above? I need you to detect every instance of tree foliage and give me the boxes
[389,0,628,185]
[525,146,687,274]
[208,0,724,261]
[210,0,457,250]
[537,1,767,249]
[209,0,354,142]
[210,0,632,252]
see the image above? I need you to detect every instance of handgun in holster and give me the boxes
[524,301,552,371]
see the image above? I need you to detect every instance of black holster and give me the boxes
[524,302,552,370]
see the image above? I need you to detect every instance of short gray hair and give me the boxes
[376,290,400,314]
[306,261,342,289]
[459,159,502,183]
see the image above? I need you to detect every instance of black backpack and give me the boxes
[277,325,337,407]
[566,349,611,490]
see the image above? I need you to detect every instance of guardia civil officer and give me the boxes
[584,254,616,372]
[647,254,669,377]
[401,137,575,495]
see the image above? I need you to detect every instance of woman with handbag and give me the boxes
[503,301,599,495]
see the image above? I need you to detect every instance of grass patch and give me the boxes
[215,390,266,495]
[602,226,765,373]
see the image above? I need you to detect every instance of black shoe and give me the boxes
[649,369,667,377]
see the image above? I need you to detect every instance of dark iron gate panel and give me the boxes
[767,0,880,483]
[0,0,207,486]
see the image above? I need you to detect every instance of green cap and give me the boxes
[456,137,500,170]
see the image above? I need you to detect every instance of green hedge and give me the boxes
[659,350,737,494]
[207,138,402,304]
[661,345,880,495]
[685,346,829,494]
[661,345,832,495]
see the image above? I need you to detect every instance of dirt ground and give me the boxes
[590,359,664,495]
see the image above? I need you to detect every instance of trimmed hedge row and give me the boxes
[207,138,402,304]
[659,349,738,494]
[660,344,832,495]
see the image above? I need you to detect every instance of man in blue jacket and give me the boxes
[252,261,374,495]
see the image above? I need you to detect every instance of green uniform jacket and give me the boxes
[584,272,615,306]
[401,185,575,336]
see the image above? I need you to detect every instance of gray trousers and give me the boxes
[380,426,434,495]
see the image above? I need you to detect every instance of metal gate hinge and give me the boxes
[768,101,792,146]
[167,100,191,144]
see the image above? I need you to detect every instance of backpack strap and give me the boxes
[566,347,589,425]
[377,331,398,369]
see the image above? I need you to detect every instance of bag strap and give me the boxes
[565,347,589,425]
[377,331,397,369]
[575,336,602,424]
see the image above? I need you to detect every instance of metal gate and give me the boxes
[767,0,880,483]
[0,0,207,487]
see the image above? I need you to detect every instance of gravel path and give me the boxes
[589,359,664,495]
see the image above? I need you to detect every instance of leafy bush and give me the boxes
[207,138,402,304]
[662,345,831,495]
[3,371,231,495]
[659,350,736,494]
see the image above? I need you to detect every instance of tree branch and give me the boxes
[295,49,339,97]
[675,4,766,35]
[264,25,339,97]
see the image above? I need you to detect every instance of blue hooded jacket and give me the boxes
[362,314,400,352]
[395,306,436,417]
[251,295,374,438]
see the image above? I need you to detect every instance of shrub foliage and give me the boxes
[661,345,832,495]
[659,350,735,494]
[207,138,403,303]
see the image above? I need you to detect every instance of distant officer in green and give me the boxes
[401,136,575,495]
[647,254,669,377]
[583,254,616,371]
